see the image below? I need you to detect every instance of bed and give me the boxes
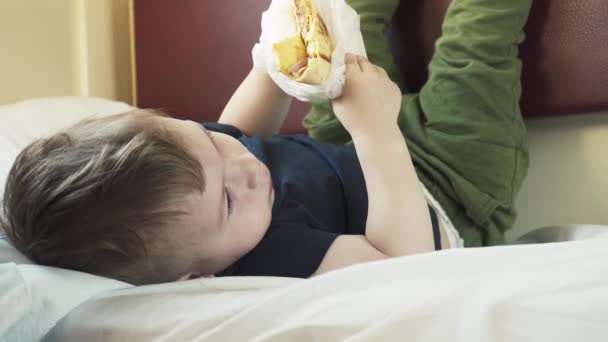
[2,0,608,340]
[45,238,608,341]
[1,115,607,339]
[1,100,607,339]
[0,85,607,342]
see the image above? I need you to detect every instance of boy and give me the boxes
[1,0,531,284]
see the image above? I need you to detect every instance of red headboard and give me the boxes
[134,0,608,133]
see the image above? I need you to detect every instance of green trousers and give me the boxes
[304,0,532,246]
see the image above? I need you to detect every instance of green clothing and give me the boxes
[304,0,532,246]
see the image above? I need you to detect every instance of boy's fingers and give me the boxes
[345,53,364,72]
[356,55,374,73]
[345,53,357,64]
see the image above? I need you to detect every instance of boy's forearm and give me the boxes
[219,69,292,137]
[352,128,434,256]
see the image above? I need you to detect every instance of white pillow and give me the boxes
[0,262,129,342]
[0,96,132,198]
[0,97,134,341]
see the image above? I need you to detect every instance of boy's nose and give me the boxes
[227,155,260,190]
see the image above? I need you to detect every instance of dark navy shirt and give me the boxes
[204,123,440,278]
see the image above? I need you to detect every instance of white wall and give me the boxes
[0,0,133,105]
[509,112,608,240]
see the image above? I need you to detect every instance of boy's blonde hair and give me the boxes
[0,110,204,285]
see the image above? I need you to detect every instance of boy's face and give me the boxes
[156,117,274,278]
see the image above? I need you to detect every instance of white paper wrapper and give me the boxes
[252,0,366,102]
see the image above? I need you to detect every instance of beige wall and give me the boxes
[0,0,133,105]
[509,112,608,240]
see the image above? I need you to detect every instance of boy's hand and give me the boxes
[332,54,402,138]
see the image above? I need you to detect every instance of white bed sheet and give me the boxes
[47,238,608,342]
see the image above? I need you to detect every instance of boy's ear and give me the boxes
[177,272,215,281]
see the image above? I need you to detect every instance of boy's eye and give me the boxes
[225,188,233,215]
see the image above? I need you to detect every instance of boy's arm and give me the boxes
[218,68,292,138]
[314,55,434,275]
[352,127,434,256]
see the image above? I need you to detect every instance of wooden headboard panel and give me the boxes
[390,0,608,119]
[134,0,608,133]
[134,1,274,121]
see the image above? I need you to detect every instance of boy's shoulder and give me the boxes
[203,122,244,138]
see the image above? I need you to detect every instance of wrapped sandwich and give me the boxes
[272,0,333,85]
